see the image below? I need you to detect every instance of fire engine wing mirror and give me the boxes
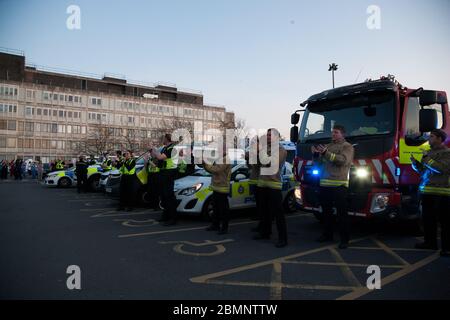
[419,109,438,133]
[290,126,299,143]
[420,90,447,106]
[291,113,300,125]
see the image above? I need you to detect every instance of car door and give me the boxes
[229,165,255,209]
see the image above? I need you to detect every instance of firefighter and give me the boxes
[151,134,178,226]
[246,136,262,232]
[75,155,88,193]
[146,150,161,210]
[101,153,113,171]
[313,125,354,249]
[411,129,450,257]
[203,146,232,235]
[117,150,137,211]
[254,129,288,248]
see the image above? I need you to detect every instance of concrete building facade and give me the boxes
[0,48,235,163]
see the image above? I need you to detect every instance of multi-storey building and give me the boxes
[0,48,235,163]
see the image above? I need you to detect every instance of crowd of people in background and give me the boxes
[0,159,45,181]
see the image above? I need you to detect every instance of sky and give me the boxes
[1,0,449,138]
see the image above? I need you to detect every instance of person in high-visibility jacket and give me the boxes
[146,151,161,210]
[246,136,262,233]
[254,129,288,248]
[312,125,354,249]
[203,151,232,235]
[101,154,113,171]
[151,134,178,226]
[117,151,137,212]
[55,159,64,170]
[411,129,450,257]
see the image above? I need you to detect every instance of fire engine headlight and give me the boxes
[356,167,369,178]
[179,183,203,196]
[370,194,390,213]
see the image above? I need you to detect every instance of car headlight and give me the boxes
[370,194,390,213]
[179,183,203,196]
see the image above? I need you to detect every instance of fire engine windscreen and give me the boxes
[300,92,395,142]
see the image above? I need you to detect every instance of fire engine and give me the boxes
[290,76,449,223]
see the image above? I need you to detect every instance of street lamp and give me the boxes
[328,63,338,88]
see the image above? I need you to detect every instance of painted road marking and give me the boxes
[190,236,439,300]
[114,218,159,227]
[118,212,312,238]
[159,239,235,257]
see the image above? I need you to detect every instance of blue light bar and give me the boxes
[312,169,319,175]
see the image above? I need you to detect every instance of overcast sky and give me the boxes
[1,0,449,138]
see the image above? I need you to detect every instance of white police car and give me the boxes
[174,162,299,220]
[44,164,104,190]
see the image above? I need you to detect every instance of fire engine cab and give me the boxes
[290,76,449,222]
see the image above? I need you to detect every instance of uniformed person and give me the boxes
[203,147,232,235]
[55,159,64,170]
[101,153,113,171]
[411,129,450,257]
[246,136,262,232]
[75,155,88,193]
[151,134,178,226]
[313,125,354,249]
[254,129,288,248]
[117,151,137,211]
[146,150,161,210]
[88,155,96,166]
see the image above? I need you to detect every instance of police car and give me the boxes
[174,162,300,220]
[44,164,104,191]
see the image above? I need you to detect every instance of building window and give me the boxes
[25,106,34,116]
[43,109,48,116]
[0,119,7,130]
[37,108,42,116]
[7,120,16,131]
[7,138,16,148]
[53,110,57,117]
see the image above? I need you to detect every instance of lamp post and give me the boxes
[328,63,338,88]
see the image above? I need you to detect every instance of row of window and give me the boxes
[0,85,18,97]
[0,136,81,150]
[43,91,83,104]
[88,112,107,122]
[0,103,17,113]
[25,106,82,119]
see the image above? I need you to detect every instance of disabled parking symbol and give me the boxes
[159,239,234,257]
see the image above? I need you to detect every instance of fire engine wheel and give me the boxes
[58,177,71,188]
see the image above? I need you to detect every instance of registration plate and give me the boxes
[105,187,112,193]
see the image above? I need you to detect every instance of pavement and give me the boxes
[1,179,449,300]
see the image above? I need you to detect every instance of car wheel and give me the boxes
[58,177,71,188]
[201,197,214,221]
[283,190,297,213]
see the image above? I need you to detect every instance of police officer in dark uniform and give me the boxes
[75,156,88,193]
[117,151,137,211]
[146,150,161,210]
[151,134,178,226]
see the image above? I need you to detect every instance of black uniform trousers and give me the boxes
[421,194,450,251]
[259,187,287,242]
[147,172,160,209]
[119,174,137,208]
[77,174,87,193]
[319,186,350,243]
[211,191,230,231]
[159,169,177,221]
